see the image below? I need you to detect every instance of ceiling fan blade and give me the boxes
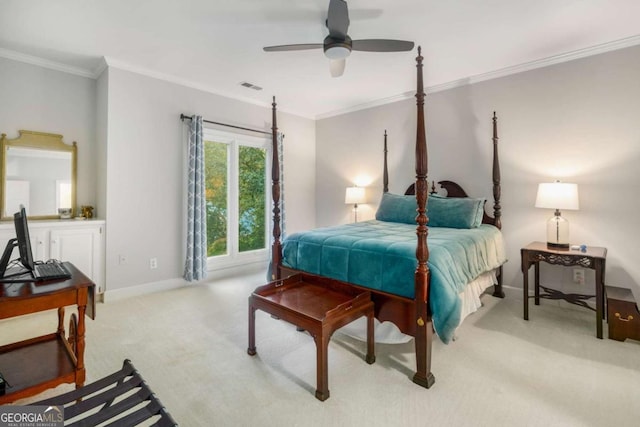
[330,59,346,78]
[327,0,349,39]
[351,39,415,52]
[264,43,323,52]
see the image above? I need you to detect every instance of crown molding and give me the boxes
[0,47,310,118]
[0,47,96,79]
[315,91,415,120]
[3,34,639,120]
[426,34,640,95]
[102,56,309,119]
[92,57,109,78]
[315,34,640,119]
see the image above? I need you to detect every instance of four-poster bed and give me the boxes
[263,47,505,388]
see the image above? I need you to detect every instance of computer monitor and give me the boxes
[0,206,35,279]
[1,206,70,282]
[14,206,35,271]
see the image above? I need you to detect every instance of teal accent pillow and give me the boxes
[375,192,486,228]
[428,194,485,228]
[375,193,416,224]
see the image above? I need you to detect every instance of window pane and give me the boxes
[238,145,266,252]
[204,140,228,257]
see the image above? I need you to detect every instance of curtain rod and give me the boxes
[180,114,271,136]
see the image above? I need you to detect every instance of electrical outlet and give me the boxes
[150,257,158,269]
[573,268,585,284]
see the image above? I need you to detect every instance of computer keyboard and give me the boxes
[33,261,71,281]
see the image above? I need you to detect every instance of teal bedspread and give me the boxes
[281,220,506,343]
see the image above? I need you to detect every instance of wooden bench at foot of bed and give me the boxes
[248,273,375,401]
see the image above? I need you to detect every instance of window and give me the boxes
[203,128,270,269]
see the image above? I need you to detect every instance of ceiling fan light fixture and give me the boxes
[263,1,413,77]
[324,45,351,60]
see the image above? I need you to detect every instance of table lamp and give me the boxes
[345,186,366,222]
[535,181,579,249]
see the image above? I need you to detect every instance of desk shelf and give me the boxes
[0,334,76,403]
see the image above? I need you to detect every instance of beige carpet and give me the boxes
[2,271,640,426]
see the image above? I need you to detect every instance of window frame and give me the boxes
[202,127,271,271]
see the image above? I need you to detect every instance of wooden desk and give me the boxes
[521,241,607,338]
[0,262,95,403]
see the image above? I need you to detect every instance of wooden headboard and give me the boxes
[404,180,500,229]
[385,112,502,230]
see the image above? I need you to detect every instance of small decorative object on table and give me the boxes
[80,205,94,218]
[58,208,72,219]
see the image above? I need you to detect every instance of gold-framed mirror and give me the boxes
[0,130,77,220]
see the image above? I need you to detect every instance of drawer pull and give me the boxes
[615,312,634,322]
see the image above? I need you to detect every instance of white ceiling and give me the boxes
[1,0,639,119]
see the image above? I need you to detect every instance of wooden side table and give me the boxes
[521,241,607,338]
[0,263,96,403]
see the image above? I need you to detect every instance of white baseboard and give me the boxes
[103,277,187,302]
[102,262,267,302]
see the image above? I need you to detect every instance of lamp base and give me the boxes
[546,242,570,250]
[546,212,570,251]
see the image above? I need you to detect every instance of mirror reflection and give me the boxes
[1,131,77,220]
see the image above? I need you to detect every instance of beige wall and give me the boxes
[0,56,316,294]
[317,44,640,293]
[102,67,316,291]
[0,57,98,211]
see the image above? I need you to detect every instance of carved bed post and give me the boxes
[492,112,502,230]
[413,47,435,388]
[491,111,505,298]
[383,130,389,193]
[270,96,282,280]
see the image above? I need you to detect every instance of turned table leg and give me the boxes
[76,304,87,388]
[57,307,65,336]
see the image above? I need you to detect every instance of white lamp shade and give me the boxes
[345,186,366,204]
[535,182,579,210]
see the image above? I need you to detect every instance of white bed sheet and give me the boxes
[337,270,498,344]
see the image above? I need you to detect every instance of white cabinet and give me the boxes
[0,219,105,292]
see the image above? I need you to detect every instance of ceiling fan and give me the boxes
[263,0,414,77]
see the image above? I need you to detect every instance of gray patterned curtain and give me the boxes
[267,132,285,280]
[184,116,208,281]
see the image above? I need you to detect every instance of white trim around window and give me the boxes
[202,127,271,271]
